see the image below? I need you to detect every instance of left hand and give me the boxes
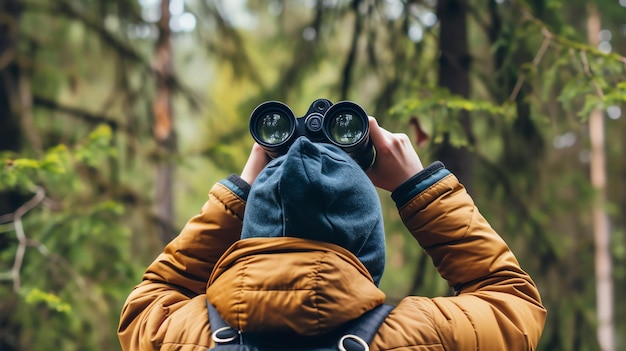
[240,143,270,185]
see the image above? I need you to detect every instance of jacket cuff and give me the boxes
[219,174,251,201]
[391,161,450,208]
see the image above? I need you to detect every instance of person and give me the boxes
[118,116,546,350]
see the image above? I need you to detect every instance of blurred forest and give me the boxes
[1,0,625,350]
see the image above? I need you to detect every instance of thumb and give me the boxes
[368,116,394,150]
[368,116,386,148]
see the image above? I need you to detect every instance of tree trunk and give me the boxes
[0,0,22,154]
[153,0,177,244]
[435,0,474,193]
[0,1,28,215]
[586,4,614,351]
[0,3,25,350]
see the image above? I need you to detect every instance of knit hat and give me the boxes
[241,137,386,285]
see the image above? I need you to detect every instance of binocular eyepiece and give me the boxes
[249,98,375,170]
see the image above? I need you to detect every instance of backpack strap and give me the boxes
[207,300,241,346]
[337,304,394,351]
[206,300,394,351]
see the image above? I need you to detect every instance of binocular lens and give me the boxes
[327,112,364,145]
[249,99,374,169]
[256,112,293,145]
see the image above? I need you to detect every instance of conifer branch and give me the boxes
[33,95,122,130]
[50,0,203,107]
[508,1,626,102]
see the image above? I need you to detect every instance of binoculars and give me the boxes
[249,98,375,170]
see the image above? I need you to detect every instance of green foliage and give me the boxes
[1,125,115,190]
[0,124,138,351]
[391,88,516,147]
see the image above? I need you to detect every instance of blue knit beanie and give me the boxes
[241,137,385,285]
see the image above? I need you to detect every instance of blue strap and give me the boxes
[206,300,393,350]
[338,304,394,351]
[207,300,240,345]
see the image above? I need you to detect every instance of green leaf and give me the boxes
[22,288,72,314]
[11,158,41,170]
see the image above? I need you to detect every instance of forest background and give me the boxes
[1,0,625,350]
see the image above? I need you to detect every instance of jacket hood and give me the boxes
[241,137,386,285]
[206,237,386,335]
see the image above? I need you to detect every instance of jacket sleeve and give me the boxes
[118,176,249,351]
[389,162,546,350]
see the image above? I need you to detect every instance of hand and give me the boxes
[240,143,270,185]
[366,117,424,192]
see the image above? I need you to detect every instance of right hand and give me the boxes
[366,117,424,192]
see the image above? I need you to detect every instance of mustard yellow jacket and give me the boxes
[118,171,546,350]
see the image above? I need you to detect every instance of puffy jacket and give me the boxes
[118,165,546,350]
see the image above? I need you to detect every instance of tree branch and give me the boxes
[51,0,203,107]
[0,186,46,292]
[33,95,122,130]
[508,34,552,102]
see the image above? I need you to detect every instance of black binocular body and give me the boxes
[249,98,375,170]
